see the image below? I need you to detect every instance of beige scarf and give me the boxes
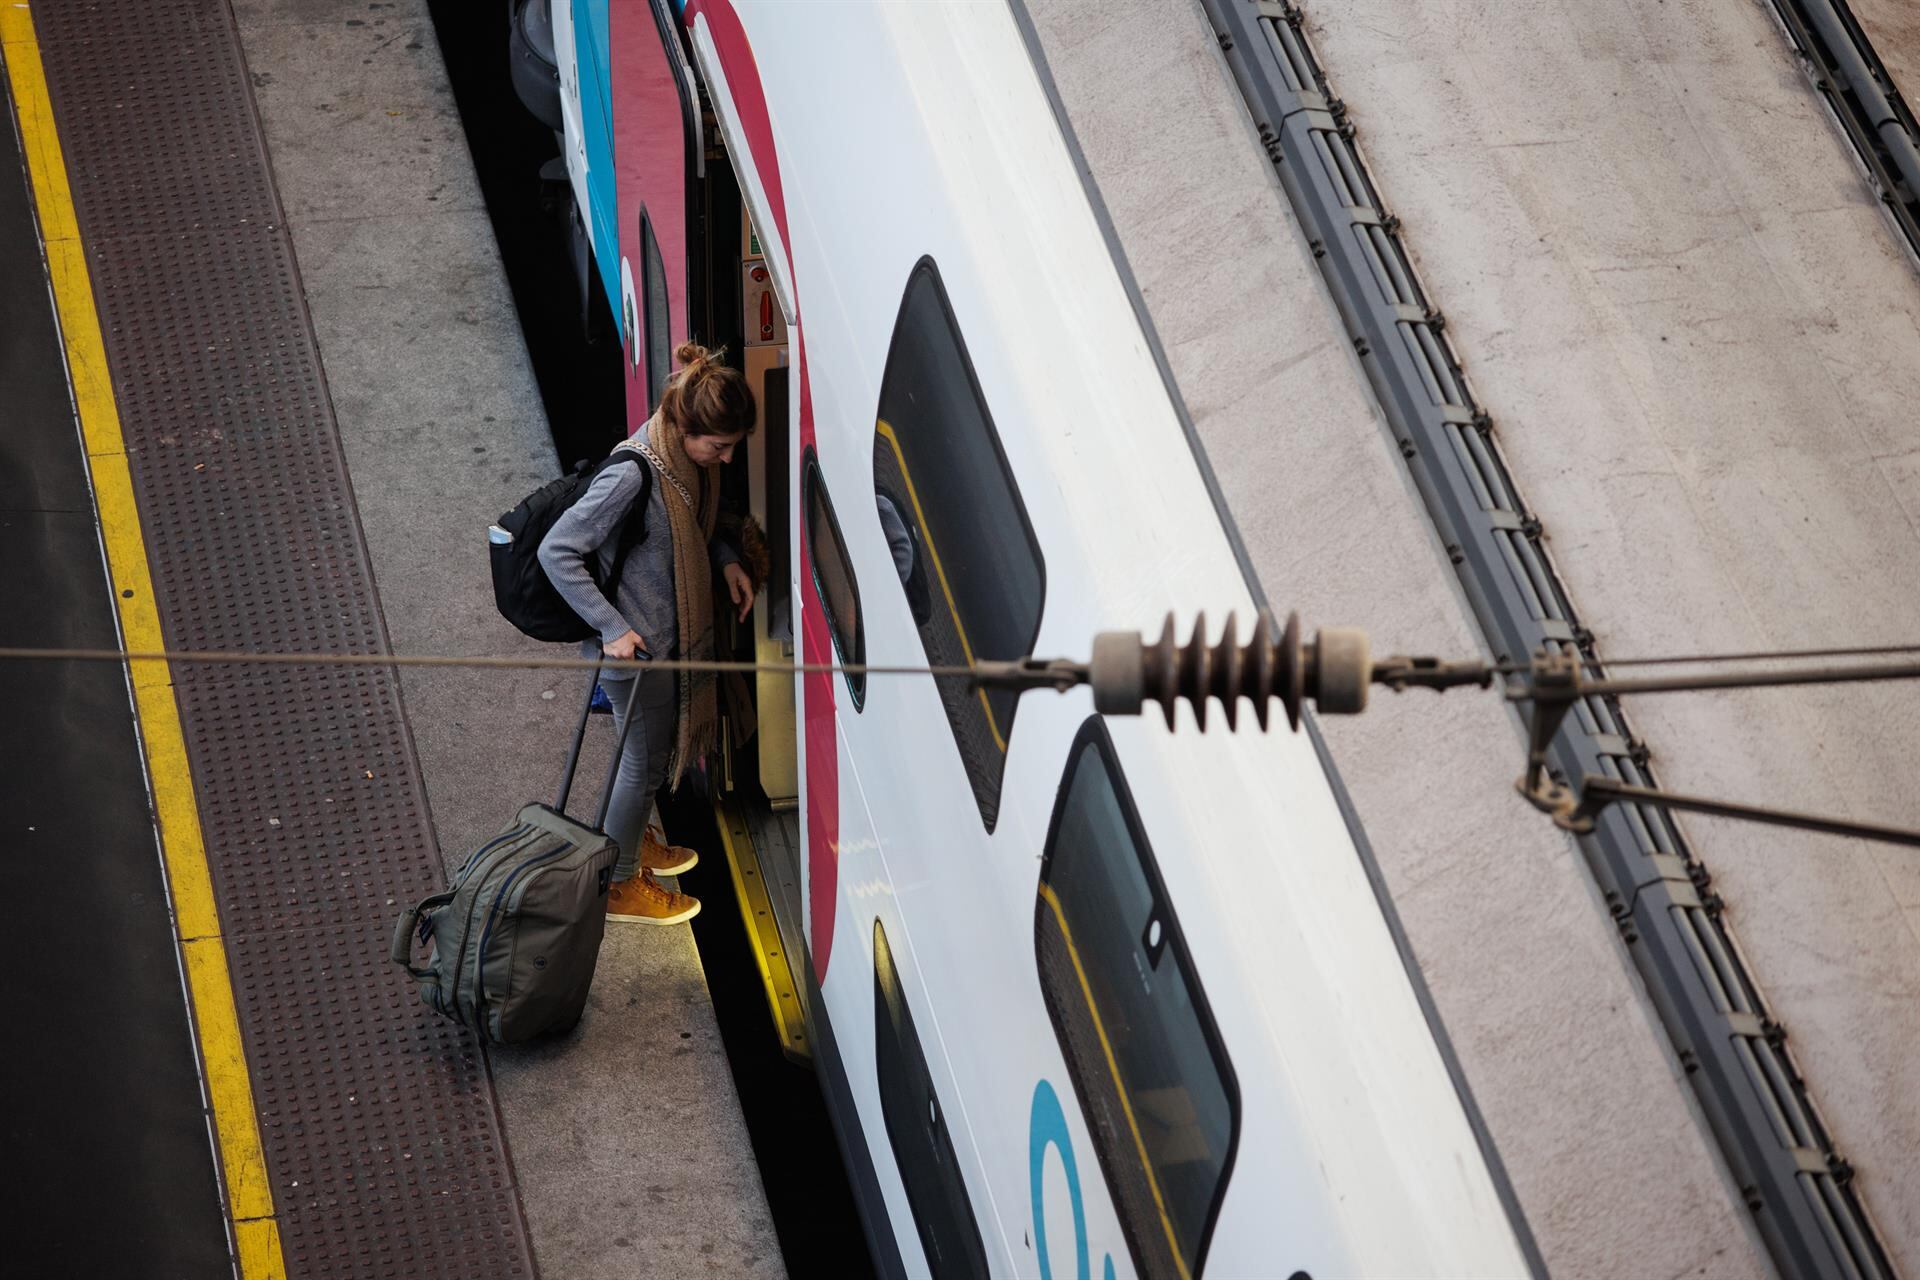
[637,411,720,788]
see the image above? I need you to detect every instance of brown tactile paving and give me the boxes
[30,0,534,1273]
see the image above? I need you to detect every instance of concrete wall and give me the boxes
[1283,0,1920,1267]
[1016,1,1777,1275]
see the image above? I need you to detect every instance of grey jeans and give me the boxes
[597,666,677,881]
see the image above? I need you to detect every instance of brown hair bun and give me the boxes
[661,341,756,438]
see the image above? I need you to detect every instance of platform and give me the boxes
[0,58,233,1277]
[2,1,779,1275]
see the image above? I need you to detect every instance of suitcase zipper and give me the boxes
[445,824,533,1025]
[471,841,577,1027]
[505,863,557,916]
[501,836,610,916]
[453,824,529,882]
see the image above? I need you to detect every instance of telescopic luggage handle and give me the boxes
[553,643,648,829]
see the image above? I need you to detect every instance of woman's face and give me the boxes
[684,430,746,468]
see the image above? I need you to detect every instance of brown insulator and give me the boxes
[1184,611,1211,730]
[1212,612,1243,730]
[1278,608,1305,730]
[1249,610,1277,731]
[1145,613,1181,730]
[1088,610,1371,730]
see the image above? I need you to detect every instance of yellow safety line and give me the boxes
[1038,882,1190,1280]
[1,9,284,1276]
[874,419,1007,751]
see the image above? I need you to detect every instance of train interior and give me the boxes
[686,124,813,1066]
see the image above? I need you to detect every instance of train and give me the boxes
[507,1,1538,1275]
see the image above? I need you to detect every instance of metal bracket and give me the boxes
[1508,650,1920,849]
[1557,775,1920,850]
[1514,648,1581,810]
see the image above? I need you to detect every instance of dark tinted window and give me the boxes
[805,455,864,707]
[874,920,990,1279]
[640,208,669,409]
[873,259,1043,830]
[1036,721,1238,1280]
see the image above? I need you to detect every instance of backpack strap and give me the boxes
[595,446,653,599]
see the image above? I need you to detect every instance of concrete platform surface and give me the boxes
[228,2,782,1275]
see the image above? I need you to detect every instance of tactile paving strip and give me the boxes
[30,1,534,1273]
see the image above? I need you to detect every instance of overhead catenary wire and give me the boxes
[1570,641,1920,668]
[1513,656,1920,701]
[5,640,1920,691]
[10,638,1919,853]
[0,645,985,680]
[1479,641,1920,679]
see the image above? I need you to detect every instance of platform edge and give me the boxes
[2,7,283,1274]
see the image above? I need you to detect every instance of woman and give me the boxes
[538,342,758,924]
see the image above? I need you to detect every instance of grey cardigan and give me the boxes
[537,452,739,655]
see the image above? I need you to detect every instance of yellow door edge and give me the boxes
[713,798,812,1064]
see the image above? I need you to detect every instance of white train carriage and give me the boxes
[535,0,1538,1274]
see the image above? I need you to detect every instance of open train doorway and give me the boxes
[428,2,871,1272]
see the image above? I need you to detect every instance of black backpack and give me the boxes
[490,444,652,642]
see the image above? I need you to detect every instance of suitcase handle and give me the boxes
[553,644,648,826]
[391,890,457,978]
[553,652,599,814]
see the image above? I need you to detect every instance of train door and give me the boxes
[610,7,793,794]
[624,4,809,1060]
[606,4,801,833]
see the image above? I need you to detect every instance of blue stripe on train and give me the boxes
[573,0,622,331]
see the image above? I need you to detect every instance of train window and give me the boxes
[1035,719,1239,1280]
[805,454,864,708]
[639,208,670,409]
[873,258,1044,831]
[873,920,990,1279]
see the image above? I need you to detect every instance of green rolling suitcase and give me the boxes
[391,667,640,1044]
